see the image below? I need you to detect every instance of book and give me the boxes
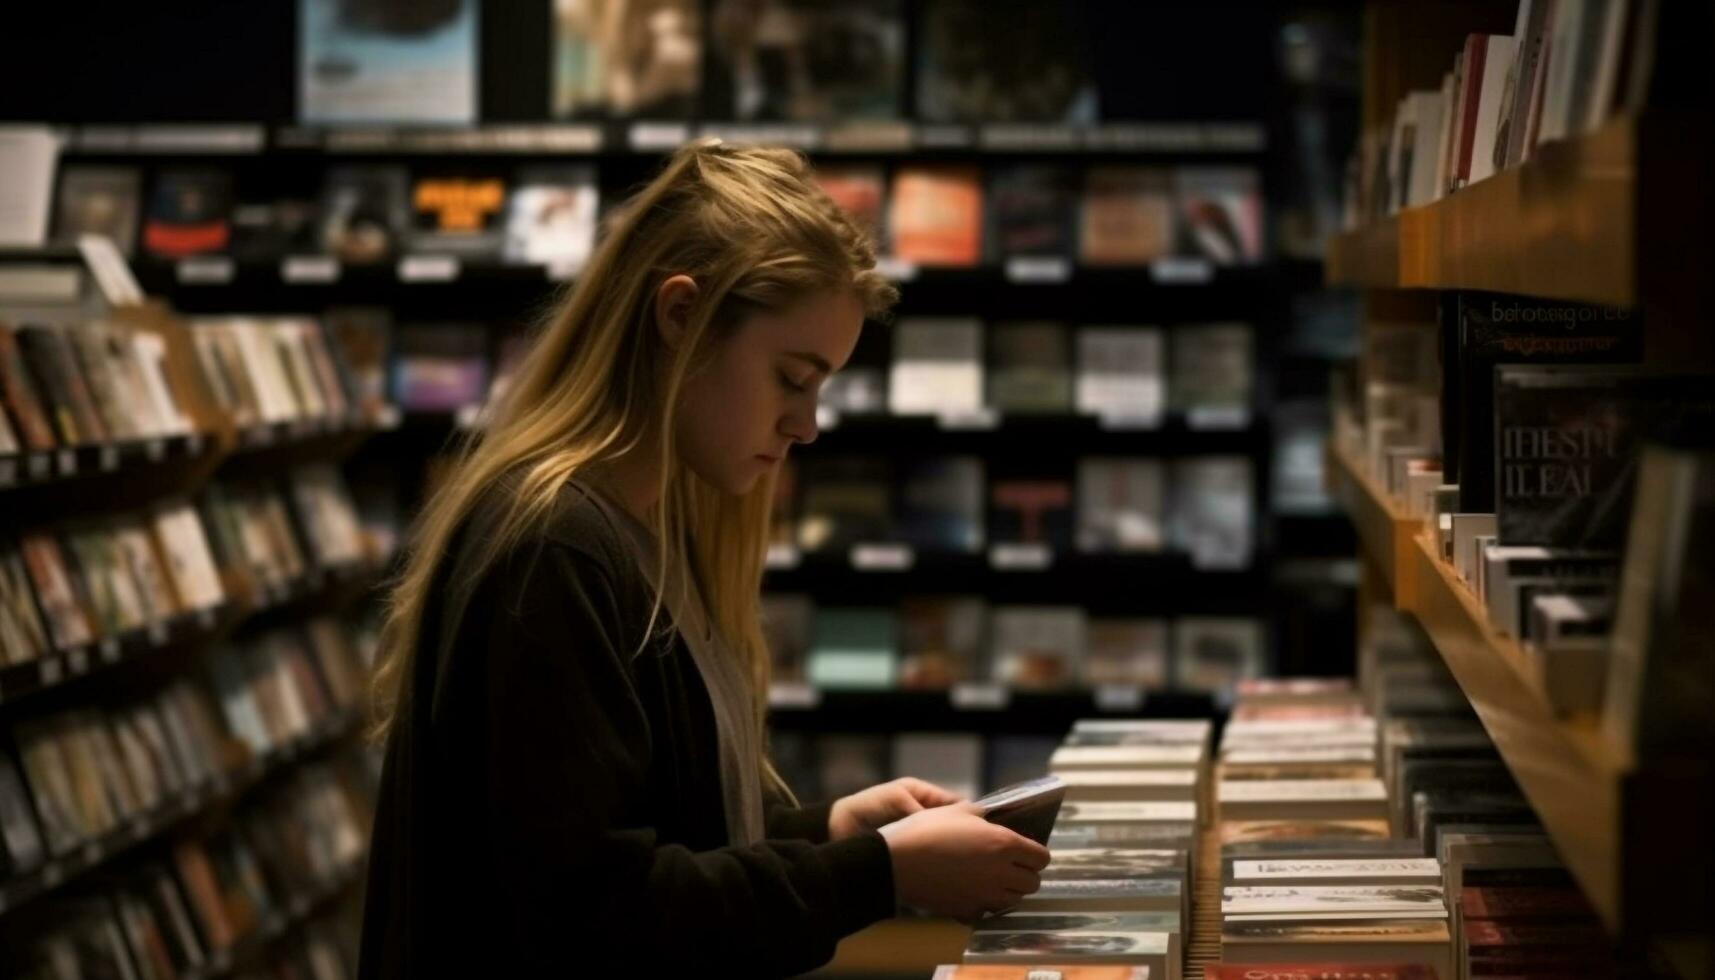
[975,775,1065,845]
[1176,168,1264,264]
[705,0,904,121]
[989,322,1072,413]
[20,533,94,650]
[141,171,233,260]
[1076,327,1165,425]
[988,166,1074,261]
[1220,918,1454,980]
[1058,769,1199,804]
[817,734,889,800]
[1042,849,1188,881]
[1080,168,1174,265]
[1171,458,1254,570]
[151,504,225,611]
[761,593,812,683]
[899,596,986,688]
[914,0,1097,123]
[501,166,600,272]
[795,456,892,552]
[991,606,1085,689]
[990,480,1073,550]
[0,323,58,451]
[807,607,896,689]
[1080,619,1170,689]
[299,0,477,124]
[985,735,1060,794]
[901,457,985,553]
[325,307,393,421]
[0,751,46,875]
[17,324,106,445]
[813,166,887,247]
[1221,885,1447,917]
[1076,458,1165,553]
[1050,822,1197,852]
[1464,36,1520,185]
[391,323,489,412]
[408,172,508,258]
[1221,819,1394,845]
[1172,322,1253,423]
[1056,801,1197,824]
[1230,858,1444,888]
[888,167,984,267]
[1218,779,1390,823]
[889,318,984,415]
[0,547,53,665]
[320,167,410,265]
[932,967,1149,980]
[1051,744,1204,772]
[552,0,701,119]
[1017,877,1182,913]
[963,929,1171,969]
[0,126,56,247]
[1205,965,1438,980]
[1174,617,1265,694]
[52,166,141,256]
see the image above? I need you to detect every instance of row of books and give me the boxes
[187,317,388,435]
[56,160,1263,274]
[0,320,194,457]
[840,320,1252,427]
[2,464,377,668]
[777,455,1254,570]
[6,759,367,980]
[1347,0,1654,224]
[764,597,1264,693]
[0,615,369,872]
[1339,290,1713,758]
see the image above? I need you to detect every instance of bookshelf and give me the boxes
[1325,439,1420,607]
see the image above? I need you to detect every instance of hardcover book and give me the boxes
[888,168,983,266]
[501,166,599,272]
[141,171,232,260]
[1076,458,1165,553]
[974,775,1065,845]
[409,173,508,258]
[1080,168,1174,265]
[1076,327,1165,425]
[52,166,141,256]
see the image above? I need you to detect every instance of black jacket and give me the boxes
[357,481,896,977]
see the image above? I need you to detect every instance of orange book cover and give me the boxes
[173,840,236,950]
[888,167,983,266]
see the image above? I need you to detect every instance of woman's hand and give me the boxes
[878,803,1051,921]
[828,777,964,841]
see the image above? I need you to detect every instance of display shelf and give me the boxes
[0,604,227,708]
[768,688,1217,734]
[0,433,210,493]
[0,709,359,919]
[1403,531,1628,930]
[1326,117,1639,306]
[1325,440,1420,606]
[811,413,1266,456]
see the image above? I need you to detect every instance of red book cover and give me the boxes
[1455,35,1489,183]
[889,166,983,266]
[1204,967,1439,980]
[1461,886,1597,919]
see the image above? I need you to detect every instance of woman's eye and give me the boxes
[779,372,809,393]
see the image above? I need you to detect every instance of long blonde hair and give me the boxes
[368,141,897,799]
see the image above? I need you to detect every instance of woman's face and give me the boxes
[674,288,863,496]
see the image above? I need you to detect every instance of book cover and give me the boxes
[408,172,508,258]
[975,775,1065,845]
[17,324,106,445]
[1080,619,1169,689]
[1205,966,1438,980]
[963,928,1170,965]
[888,318,983,415]
[52,166,141,256]
[807,607,896,689]
[932,967,1148,980]
[324,307,394,421]
[229,197,324,263]
[1076,459,1165,553]
[973,910,1180,934]
[705,0,903,121]
[988,322,1071,414]
[988,166,1074,260]
[390,323,489,412]
[552,0,700,119]
[1171,322,1253,420]
[1079,167,1174,265]
[1017,876,1182,912]
[1042,849,1187,881]
[1175,617,1265,694]
[1058,768,1197,804]
[989,479,1073,550]
[1076,327,1165,425]
[914,0,1096,123]
[1050,822,1196,851]
[20,534,95,650]
[888,167,983,267]
[899,595,986,689]
[299,0,477,125]
[141,171,233,260]
[319,167,410,265]
[1056,801,1198,823]
[900,457,985,553]
[1218,819,1393,845]
[991,606,1085,689]
[1052,743,1203,771]
[1447,292,1639,505]
[0,323,58,451]
[795,456,892,552]
[501,166,599,271]
[150,505,225,611]
[0,548,53,665]
[813,166,887,248]
[1176,167,1264,264]
[1171,458,1254,570]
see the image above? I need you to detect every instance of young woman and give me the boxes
[358,141,1051,977]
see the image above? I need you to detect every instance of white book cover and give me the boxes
[1060,770,1198,789]
[1406,90,1447,207]
[888,318,983,415]
[1075,327,1164,424]
[1222,884,1446,914]
[1056,800,1197,823]
[1218,779,1387,804]
[1232,858,1442,881]
[1222,746,1377,766]
[129,332,194,436]
[1051,744,1205,769]
[151,505,225,610]
[1468,36,1520,182]
[0,125,57,246]
[1535,0,1588,145]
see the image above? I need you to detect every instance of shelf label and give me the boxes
[629,121,691,151]
[874,257,918,282]
[56,449,76,476]
[851,543,914,571]
[27,453,50,479]
[936,408,999,430]
[1150,257,1214,284]
[1187,406,1250,430]
[282,255,341,283]
[1097,410,1164,431]
[99,638,121,663]
[764,543,801,570]
[67,647,90,674]
[176,256,235,284]
[398,254,460,282]
[40,656,63,685]
[98,446,119,471]
[952,682,1011,710]
[1095,684,1146,712]
[767,682,821,709]
[1004,256,1072,283]
[990,542,1052,571]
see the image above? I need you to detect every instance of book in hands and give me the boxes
[974,775,1066,845]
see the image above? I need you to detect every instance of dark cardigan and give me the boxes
[357,481,896,977]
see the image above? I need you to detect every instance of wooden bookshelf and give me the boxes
[1325,440,1421,607]
[1403,532,1627,929]
[1328,116,1639,307]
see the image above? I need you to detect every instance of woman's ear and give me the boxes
[655,274,700,351]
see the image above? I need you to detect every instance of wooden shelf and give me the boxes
[1325,440,1421,606]
[1328,116,1638,307]
[811,918,968,978]
[1404,530,1627,929]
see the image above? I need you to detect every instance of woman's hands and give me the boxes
[877,803,1051,922]
[828,777,964,841]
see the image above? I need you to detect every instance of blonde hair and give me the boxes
[368,141,897,800]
